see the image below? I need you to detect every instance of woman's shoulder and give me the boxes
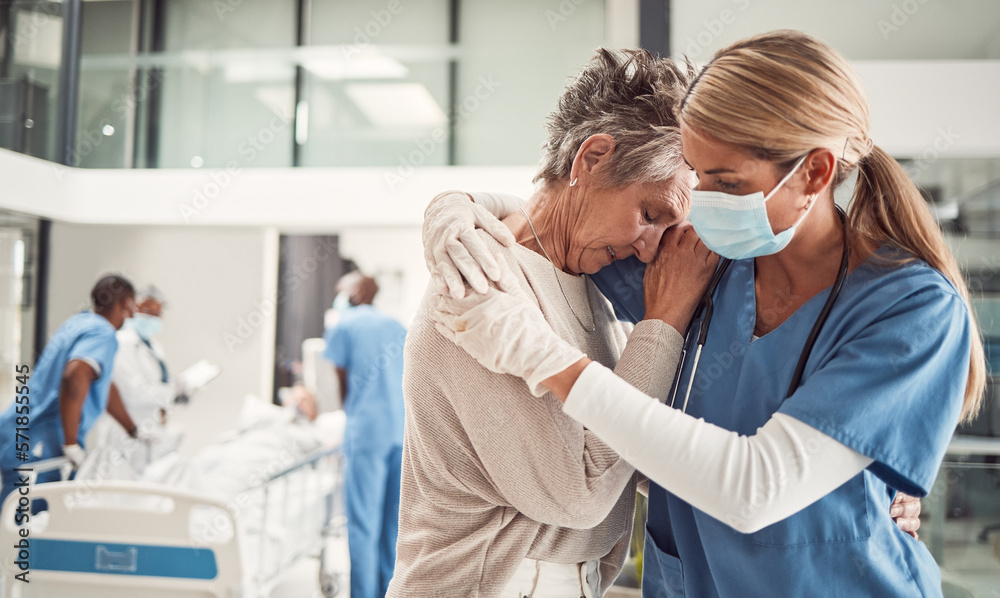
[844,247,969,328]
[856,247,963,301]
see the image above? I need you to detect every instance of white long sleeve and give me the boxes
[562,362,873,534]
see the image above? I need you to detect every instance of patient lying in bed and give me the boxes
[76,394,346,500]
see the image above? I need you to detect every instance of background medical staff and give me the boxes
[430,30,983,596]
[323,271,406,598]
[88,285,185,471]
[0,274,140,508]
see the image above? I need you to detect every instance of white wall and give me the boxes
[47,223,275,456]
[671,0,1000,61]
[339,227,429,326]
[856,61,1000,158]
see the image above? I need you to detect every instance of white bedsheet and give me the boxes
[74,395,345,503]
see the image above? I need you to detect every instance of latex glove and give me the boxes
[62,444,86,469]
[890,492,921,539]
[423,192,518,299]
[433,287,585,397]
[136,426,164,444]
[467,191,525,221]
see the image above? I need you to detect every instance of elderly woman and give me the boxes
[386,49,709,598]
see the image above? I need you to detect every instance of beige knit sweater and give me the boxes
[387,229,682,598]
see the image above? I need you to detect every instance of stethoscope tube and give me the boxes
[668,206,850,412]
[784,208,850,397]
[667,258,732,411]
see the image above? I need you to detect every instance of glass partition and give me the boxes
[0,0,66,163]
[70,0,608,169]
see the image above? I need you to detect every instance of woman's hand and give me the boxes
[642,223,719,332]
[423,192,517,299]
[890,492,921,539]
[432,287,587,397]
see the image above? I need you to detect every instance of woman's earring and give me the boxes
[569,178,578,187]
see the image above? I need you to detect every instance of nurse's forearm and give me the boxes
[336,367,348,405]
[541,357,590,401]
[561,362,873,534]
[544,319,685,402]
[58,362,94,445]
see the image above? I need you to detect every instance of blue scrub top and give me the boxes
[592,256,647,323]
[0,311,119,461]
[323,305,407,453]
[597,252,970,596]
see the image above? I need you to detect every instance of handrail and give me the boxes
[255,445,341,487]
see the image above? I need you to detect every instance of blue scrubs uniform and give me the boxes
[324,305,406,598]
[0,312,119,508]
[593,255,647,323]
[595,253,970,596]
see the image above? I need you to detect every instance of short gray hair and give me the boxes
[535,48,694,188]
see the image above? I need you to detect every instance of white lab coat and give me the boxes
[112,327,175,425]
[86,327,179,470]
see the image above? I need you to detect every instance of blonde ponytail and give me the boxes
[680,30,985,423]
[852,146,985,422]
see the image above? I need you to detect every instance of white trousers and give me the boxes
[499,557,601,598]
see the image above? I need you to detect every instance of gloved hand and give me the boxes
[136,426,163,444]
[423,192,518,299]
[432,287,586,397]
[62,444,86,469]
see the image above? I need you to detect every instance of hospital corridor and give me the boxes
[0,1,999,597]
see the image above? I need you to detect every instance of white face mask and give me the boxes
[332,292,352,312]
[128,313,162,339]
[687,155,813,260]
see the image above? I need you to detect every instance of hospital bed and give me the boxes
[0,423,346,597]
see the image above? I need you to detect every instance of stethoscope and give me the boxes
[667,206,851,413]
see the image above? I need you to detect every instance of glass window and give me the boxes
[0,0,66,163]
[76,0,135,168]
